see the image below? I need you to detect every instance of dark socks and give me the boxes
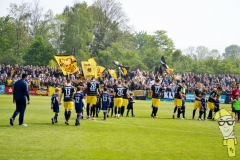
[103,112,107,120]
[121,106,125,116]
[77,115,82,120]
[54,113,58,120]
[177,108,181,118]
[203,111,206,119]
[111,109,113,116]
[118,108,121,115]
[131,109,134,116]
[114,107,117,115]
[192,110,196,119]
[173,106,177,113]
[182,111,185,118]
[64,111,68,121]
[91,105,96,117]
[67,111,71,121]
[208,110,212,119]
[86,104,90,117]
[155,107,158,116]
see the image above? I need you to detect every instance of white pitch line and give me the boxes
[93,120,239,137]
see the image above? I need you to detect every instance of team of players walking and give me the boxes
[50,78,240,126]
[51,78,135,126]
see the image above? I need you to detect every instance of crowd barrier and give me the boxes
[0,86,229,104]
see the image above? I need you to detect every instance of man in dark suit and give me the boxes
[10,73,30,126]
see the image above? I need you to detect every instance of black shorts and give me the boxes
[109,102,114,109]
[101,105,108,110]
[53,106,59,113]
[75,106,83,113]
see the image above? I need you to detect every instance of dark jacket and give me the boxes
[13,79,29,101]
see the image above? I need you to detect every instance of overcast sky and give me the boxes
[1,0,240,54]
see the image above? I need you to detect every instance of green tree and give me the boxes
[23,36,55,66]
[0,16,23,65]
[223,44,240,59]
[8,2,30,56]
[60,2,93,60]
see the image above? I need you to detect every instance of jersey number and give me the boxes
[90,83,96,91]
[117,89,123,96]
[65,88,71,96]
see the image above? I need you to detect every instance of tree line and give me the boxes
[0,0,239,74]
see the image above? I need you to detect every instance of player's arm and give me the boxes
[194,91,201,100]
[126,90,130,98]
[56,96,61,105]
[51,99,53,109]
[209,92,216,101]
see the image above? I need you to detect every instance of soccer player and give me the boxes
[180,82,187,119]
[86,77,99,120]
[114,80,123,118]
[172,81,179,119]
[233,93,240,122]
[96,93,101,117]
[198,92,207,121]
[126,93,135,117]
[151,79,162,118]
[107,90,114,117]
[60,79,75,125]
[121,81,130,116]
[230,82,240,114]
[10,73,30,126]
[51,87,61,124]
[174,80,185,119]
[214,94,221,113]
[101,87,110,120]
[73,86,85,126]
[192,83,202,119]
[207,86,222,119]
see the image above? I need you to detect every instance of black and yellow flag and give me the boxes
[121,66,129,76]
[88,57,97,66]
[81,61,96,79]
[108,69,117,80]
[54,55,79,75]
[97,66,105,78]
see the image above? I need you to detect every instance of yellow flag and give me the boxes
[54,55,79,75]
[81,61,96,79]
[108,69,117,80]
[121,66,129,76]
[97,66,105,78]
[88,57,97,66]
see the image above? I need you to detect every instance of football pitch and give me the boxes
[0,95,239,160]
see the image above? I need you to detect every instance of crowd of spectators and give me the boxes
[0,64,239,94]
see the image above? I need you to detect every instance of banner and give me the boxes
[97,66,105,78]
[36,87,48,96]
[132,90,146,97]
[29,88,37,95]
[5,86,13,94]
[121,66,129,76]
[108,69,117,80]
[54,55,79,75]
[88,58,97,66]
[0,85,5,94]
[48,86,62,97]
[185,93,226,103]
[81,61,97,79]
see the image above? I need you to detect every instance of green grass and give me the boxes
[0,94,239,160]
